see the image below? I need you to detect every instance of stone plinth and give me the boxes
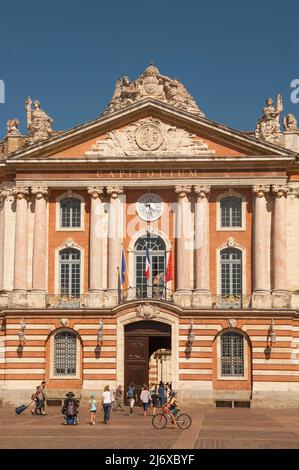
[87,290,105,308]
[192,290,212,308]
[173,290,192,308]
[27,291,46,309]
[252,290,272,309]
[272,291,291,308]
[10,291,28,308]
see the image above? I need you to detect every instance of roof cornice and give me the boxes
[3,99,297,162]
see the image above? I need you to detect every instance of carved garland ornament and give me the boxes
[136,303,160,319]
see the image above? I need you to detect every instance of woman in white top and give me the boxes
[140,385,151,416]
[102,385,113,424]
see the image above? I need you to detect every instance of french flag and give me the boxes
[145,246,151,281]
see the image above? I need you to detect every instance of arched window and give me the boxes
[60,198,81,228]
[221,332,244,377]
[54,331,77,376]
[220,197,242,228]
[134,236,166,299]
[59,248,81,296]
[220,248,242,296]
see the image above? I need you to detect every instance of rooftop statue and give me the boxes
[6,118,21,136]
[25,97,54,144]
[103,63,204,117]
[255,95,283,144]
[283,113,298,132]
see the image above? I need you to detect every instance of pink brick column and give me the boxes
[107,186,124,293]
[272,184,289,292]
[31,186,48,291]
[174,185,192,292]
[194,185,211,292]
[12,186,29,292]
[87,186,104,292]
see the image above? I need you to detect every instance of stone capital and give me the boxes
[12,186,29,199]
[87,186,104,199]
[31,185,48,200]
[193,184,211,199]
[272,184,289,198]
[252,184,270,198]
[106,185,124,198]
[174,185,192,198]
[0,187,12,200]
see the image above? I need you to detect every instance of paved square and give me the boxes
[1,406,299,449]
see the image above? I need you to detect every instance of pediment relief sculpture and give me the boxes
[85,118,214,158]
[103,63,204,117]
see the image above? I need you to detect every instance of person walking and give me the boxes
[151,387,159,416]
[40,381,47,415]
[127,383,137,416]
[140,385,151,417]
[158,382,164,408]
[31,386,44,415]
[89,394,97,425]
[102,385,113,424]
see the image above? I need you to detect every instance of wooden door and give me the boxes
[125,336,148,400]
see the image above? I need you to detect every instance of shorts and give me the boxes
[129,398,135,408]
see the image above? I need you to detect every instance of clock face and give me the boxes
[136,193,164,222]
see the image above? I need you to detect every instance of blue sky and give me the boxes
[0,0,298,135]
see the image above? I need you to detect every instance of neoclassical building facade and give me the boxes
[1,65,299,406]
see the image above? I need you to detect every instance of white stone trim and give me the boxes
[216,190,246,231]
[216,242,247,295]
[55,242,85,295]
[216,328,249,381]
[55,191,85,232]
[116,310,179,391]
[49,328,81,380]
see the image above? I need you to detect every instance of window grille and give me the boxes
[60,198,81,228]
[59,248,81,296]
[221,332,244,377]
[54,331,77,376]
[220,197,242,228]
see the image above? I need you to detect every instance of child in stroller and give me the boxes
[61,392,79,425]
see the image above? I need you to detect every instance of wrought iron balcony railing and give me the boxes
[120,286,174,303]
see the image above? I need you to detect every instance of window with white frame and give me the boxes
[220,197,242,228]
[60,198,81,228]
[220,332,244,377]
[59,248,81,296]
[220,248,242,296]
[54,331,77,376]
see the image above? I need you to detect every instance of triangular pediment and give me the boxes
[4,98,296,164]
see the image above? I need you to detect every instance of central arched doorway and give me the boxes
[124,320,171,396]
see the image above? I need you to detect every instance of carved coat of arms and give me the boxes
[136,303,160,319]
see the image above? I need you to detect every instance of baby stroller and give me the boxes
[61,392,79,425]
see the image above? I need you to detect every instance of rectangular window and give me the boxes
[221,334,244,377]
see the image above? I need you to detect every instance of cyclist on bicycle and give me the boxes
[164,391,180,427]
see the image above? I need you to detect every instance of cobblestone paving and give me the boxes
[0,406,183,449]
[193,409,299,449]
[2,406,299,449]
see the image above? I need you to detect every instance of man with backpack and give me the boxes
[127,383,137,416]
[61,391,79,425]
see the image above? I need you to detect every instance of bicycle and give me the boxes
[152,406,192,429]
